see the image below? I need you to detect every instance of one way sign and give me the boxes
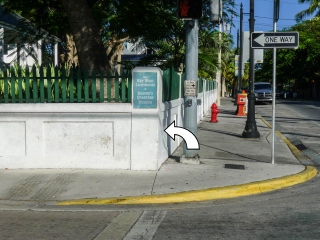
[251,32,299,49]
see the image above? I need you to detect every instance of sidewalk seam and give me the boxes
[256,113,308,163]
[150,171,159,195]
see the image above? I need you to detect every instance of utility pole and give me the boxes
[242,0,260,138]
[183,19,199,160]
[216,0,222,106]
[177,0,202,161]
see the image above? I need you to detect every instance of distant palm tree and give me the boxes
[295,0,320,20]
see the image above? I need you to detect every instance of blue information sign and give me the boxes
[133,72,157,108]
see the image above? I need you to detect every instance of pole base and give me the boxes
[180,155,200,165]
[242,120,260,138]
[210,120,218,123]
[242,127,260,138]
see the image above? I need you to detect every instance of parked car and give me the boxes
[276,85,286,98]
[254,82,272,103]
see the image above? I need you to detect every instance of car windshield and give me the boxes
[254,84,272,90]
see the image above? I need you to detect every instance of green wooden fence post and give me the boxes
[4,67,8,103]
[115,71,119,102]
[25,66,30,103]
[69,67,74,103]
[127,72,132,103]
[99,70,104,102]
[17,65,23,103]
[121,73,126,102]
[61,66,67,102]
[32,65,38,103]
[84,68,89,103]
[40,66,45,102]
[10,67,16,103]
[77,68,81,102]
[107,71,111,102]
[92,69,97,102]
[181,73,185,98]
[47,66,52,103]
[54,66,59,102]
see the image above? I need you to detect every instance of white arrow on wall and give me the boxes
[164,121,200,150]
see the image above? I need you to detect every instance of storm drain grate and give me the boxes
[295,143,308,151]
[225,164,245,170]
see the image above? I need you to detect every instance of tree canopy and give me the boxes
[296,0,320,20]
[0,0,236,80]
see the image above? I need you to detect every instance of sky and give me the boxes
[229,0,317,48]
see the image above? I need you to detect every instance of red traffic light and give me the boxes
[178,0,202,19]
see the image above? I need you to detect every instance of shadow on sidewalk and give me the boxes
[198,128,242,138]
[200,143,267,163]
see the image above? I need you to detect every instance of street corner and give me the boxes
[55,166,317,206]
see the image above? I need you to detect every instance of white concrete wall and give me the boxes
[0,68,217,170]
[0,104,132,169]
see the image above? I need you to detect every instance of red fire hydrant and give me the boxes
[210,103,220,123]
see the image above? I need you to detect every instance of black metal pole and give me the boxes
[242,0,260,138]
[235,3,243,111]
[234,29,240,104]
[238,3,243,93]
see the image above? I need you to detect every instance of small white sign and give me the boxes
[184,80,198,97]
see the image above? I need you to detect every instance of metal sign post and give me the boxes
[250,1,299,164]
[272,0,278,165]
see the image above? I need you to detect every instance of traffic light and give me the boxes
[178,0,202,19]
[210,0,221,24]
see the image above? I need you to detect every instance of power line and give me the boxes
[258,0,309,4]
[255,16,297,21]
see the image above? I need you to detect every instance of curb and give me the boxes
[256,113,307,162]
[55,114,318,206]
[56,166,317,205]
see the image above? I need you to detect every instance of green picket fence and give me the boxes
[0,65,215,104]
[163,67,180,102]
[163,68,216,102]
[0,65,132,103]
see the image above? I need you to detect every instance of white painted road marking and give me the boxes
[94,211,142,240]
[123,210,167,240]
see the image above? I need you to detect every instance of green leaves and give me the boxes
[256,17,320,88]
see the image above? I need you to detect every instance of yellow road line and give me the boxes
[256,113,307,161]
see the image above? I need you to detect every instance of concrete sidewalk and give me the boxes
[0,98,317,208]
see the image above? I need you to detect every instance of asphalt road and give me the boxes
[255,98,320,166]
[0,170,319,240]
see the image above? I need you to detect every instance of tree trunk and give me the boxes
[61,0,112,99]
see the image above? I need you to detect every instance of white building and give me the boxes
[0,5,60,67]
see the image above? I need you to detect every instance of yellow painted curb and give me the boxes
[256,113,306,161]
[56,166,317,205]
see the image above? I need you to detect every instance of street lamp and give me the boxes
[242,0,260,138]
